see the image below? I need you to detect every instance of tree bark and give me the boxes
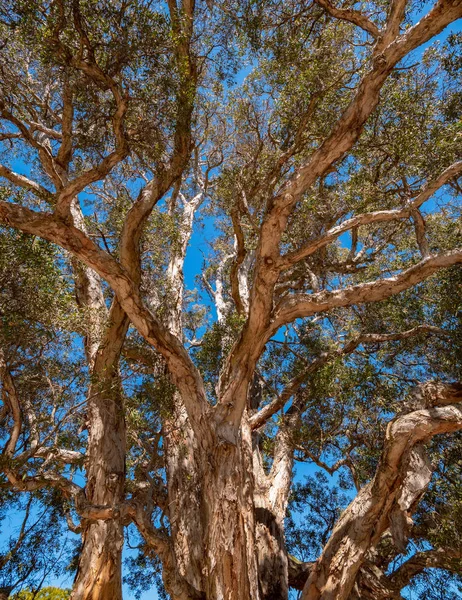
[70,373,126,600]
[196,419,260,600]
[163,403,206,599]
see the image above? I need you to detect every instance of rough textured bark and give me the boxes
[163,403,206,599]
[202,420,260,600]
[70,360,127,600]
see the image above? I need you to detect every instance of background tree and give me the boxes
[0,1,462,600]
[12,588,71,600]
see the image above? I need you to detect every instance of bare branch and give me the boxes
[32,447,84,465]
[0,164,53,201]
[411,209,430,258]
[230,206,247,315]
[389,548,462,591]
[55,73,74,170]
[379,0,408,50]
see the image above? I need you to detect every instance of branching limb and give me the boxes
[301,382,462,600]
[274,250,462,329]
[230,206,247,316]
[388,548,462,590]
[0,164,53,201]
[313,0,379,38]
[281,160,462,267]
[0,202,211,439]
[126,502,202,599]
[0,351,21,459]
[217,1,462,433]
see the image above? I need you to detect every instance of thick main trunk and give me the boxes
[165,413,292,600]
[71,519,124,600]
[165,423,261,600]
[71,380,126,600]
[201,422,260,600]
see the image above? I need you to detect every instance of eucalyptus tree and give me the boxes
[0,1,462,600]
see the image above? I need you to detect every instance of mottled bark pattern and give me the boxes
[164,403,206,597]
[71,380,126,600]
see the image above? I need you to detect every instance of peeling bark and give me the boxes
[163,403,206,598]
[202,420,260,600]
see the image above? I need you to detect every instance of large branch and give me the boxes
[301,382,462,600]
[379,0,408,50]
[0,164,53,201]
[0,201,211,439]
[0,351,21,459]
[273,0,461,206]
[281,160,462,267]
[388,548,462,591]
[274,250,462,328]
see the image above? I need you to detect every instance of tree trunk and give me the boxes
[200,421,260,600]
[165,412,292,600]
[71,519,124,600]
[71,378,126,600]
[164,402,206,599]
